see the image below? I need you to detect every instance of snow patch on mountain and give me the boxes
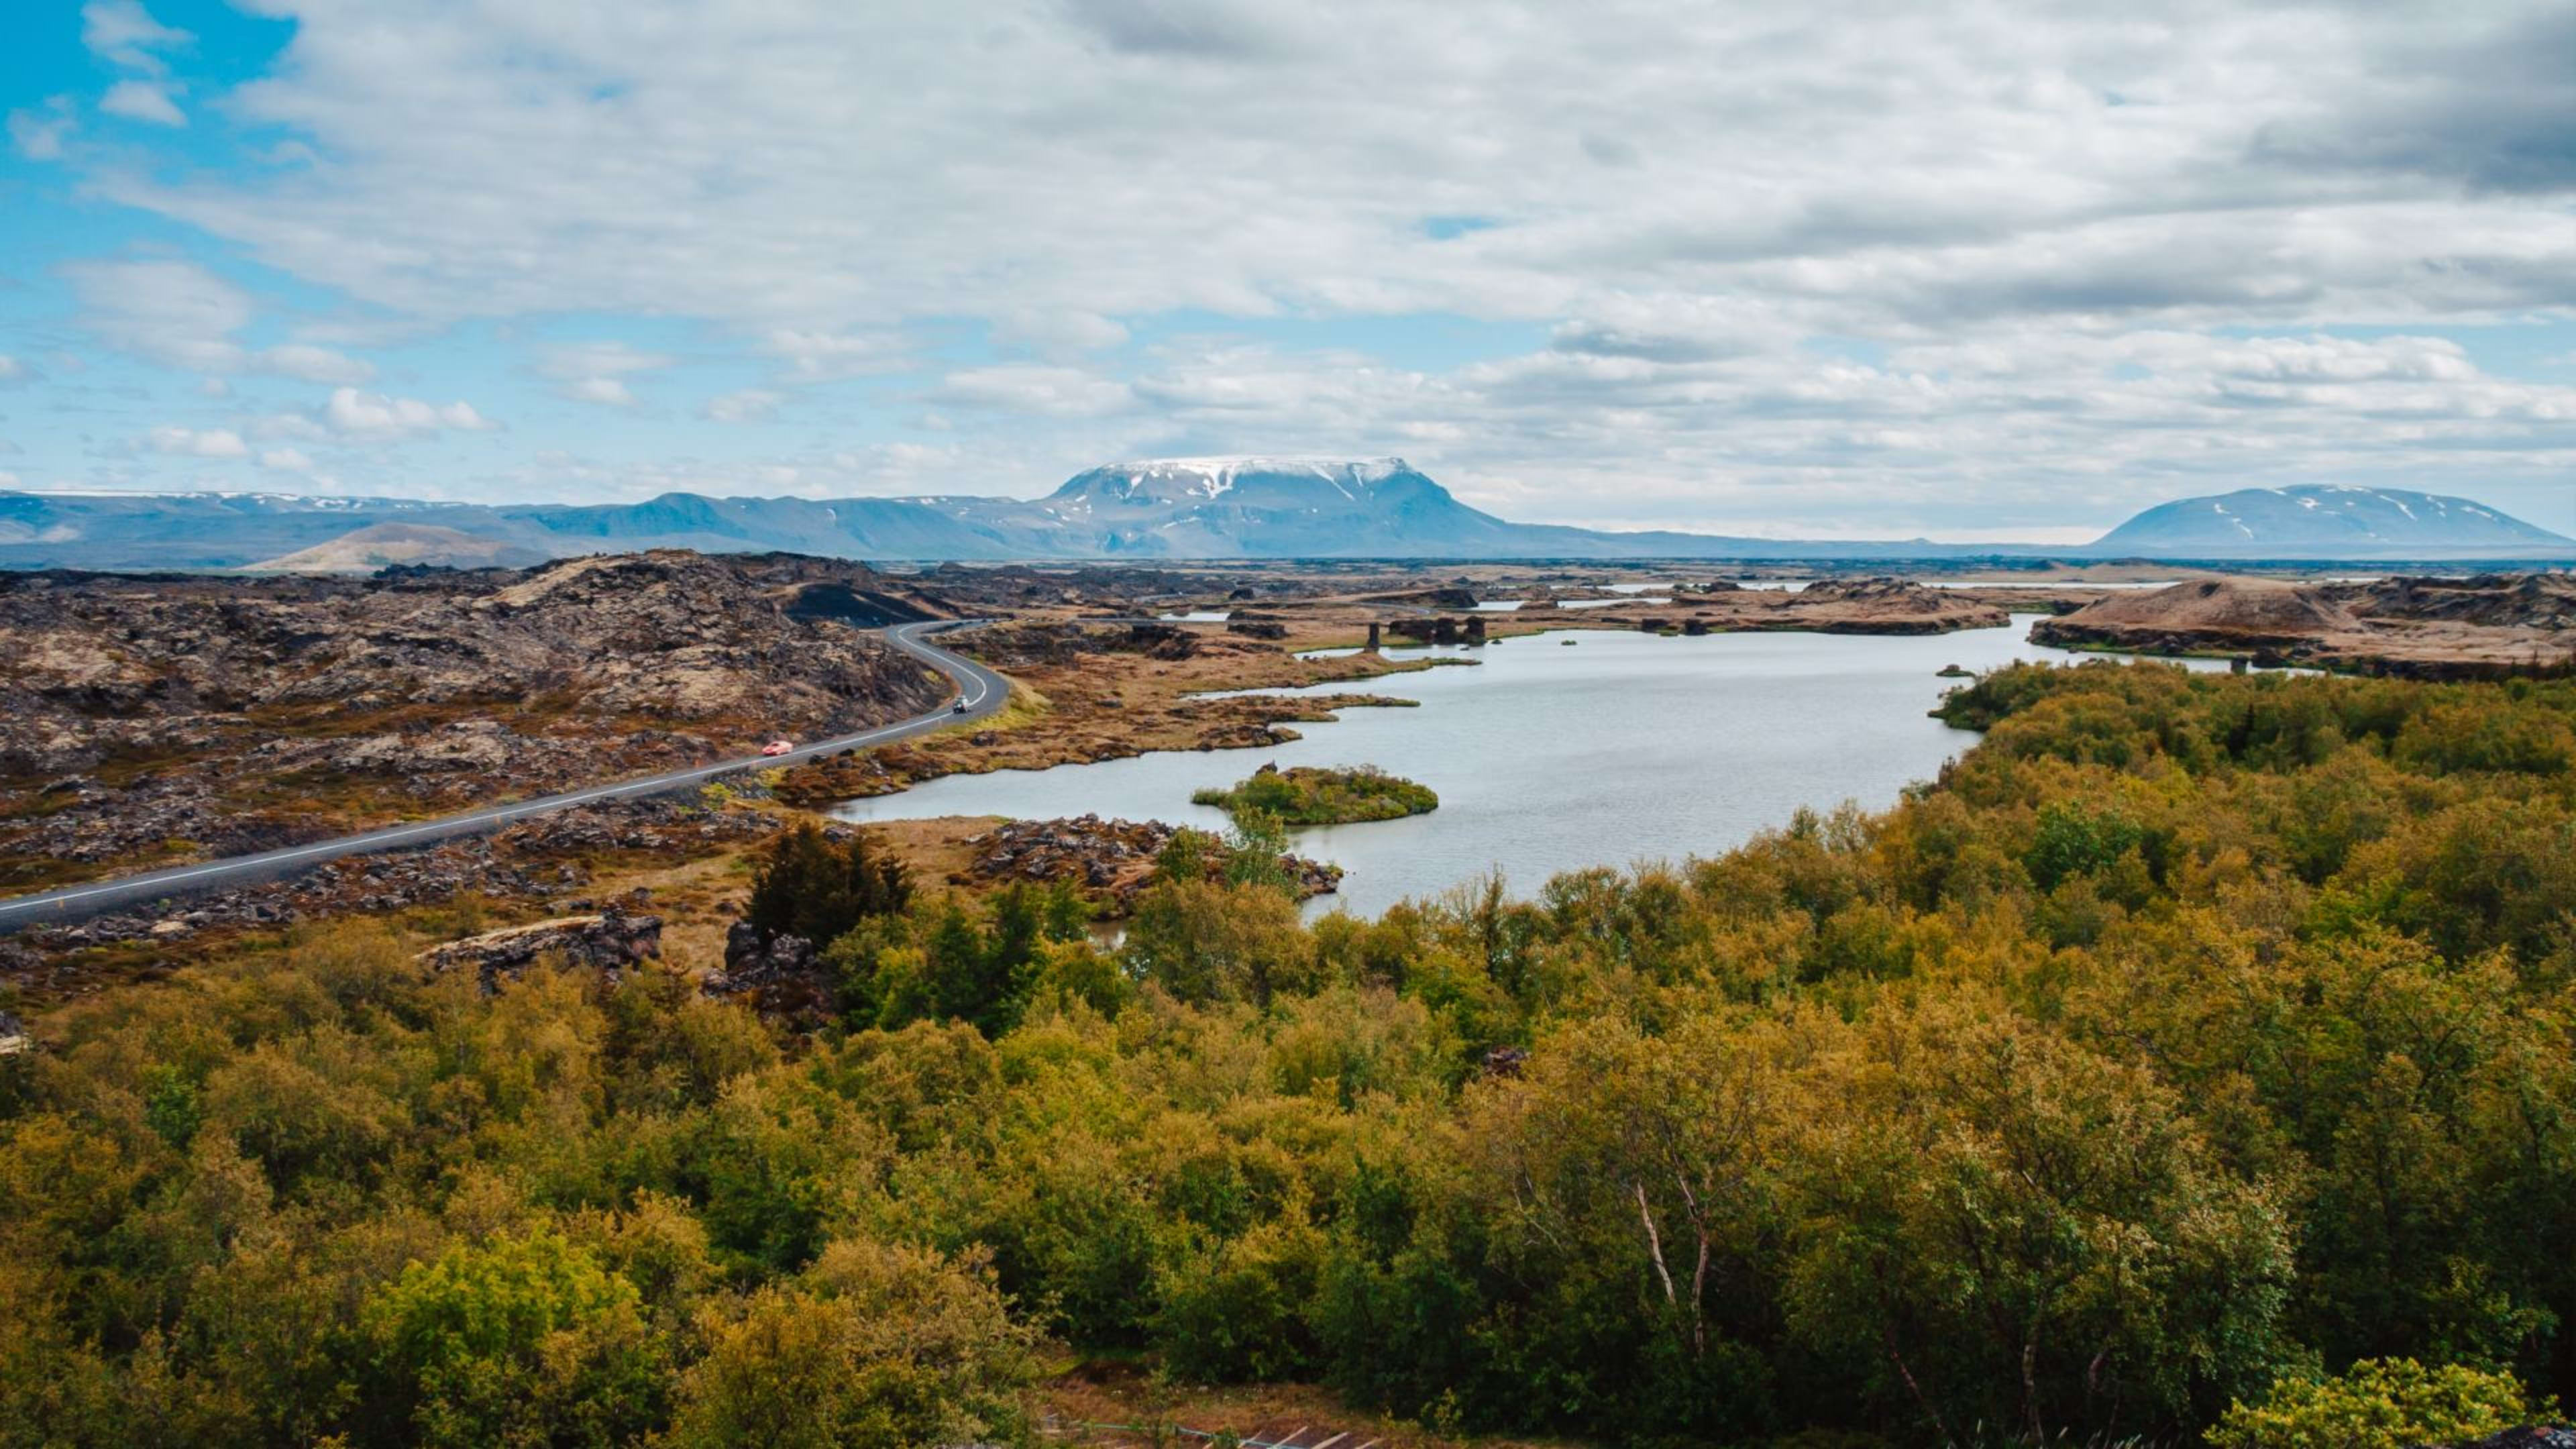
[1073,455,1411,502]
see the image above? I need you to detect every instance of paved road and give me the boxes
[0,619,1009,933]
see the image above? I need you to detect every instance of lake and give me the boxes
[834,619,2231,918]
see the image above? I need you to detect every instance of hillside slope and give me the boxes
[249,522,549,572]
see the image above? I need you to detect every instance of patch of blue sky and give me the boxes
[3,0,293,96]
[1419,215,1499,240]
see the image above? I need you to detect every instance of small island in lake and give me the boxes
[1192,763,1439,826]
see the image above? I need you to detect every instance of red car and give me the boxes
[759,739,794,757]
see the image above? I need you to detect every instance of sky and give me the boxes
[3,1,2575,543]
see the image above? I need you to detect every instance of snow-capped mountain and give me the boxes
[2091,485,2572,557]
[1031,456,1570,556]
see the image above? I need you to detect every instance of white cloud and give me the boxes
[0,356,29,385]
[63,260,374,382]
[66,260,246,372]
[993,309,1130,354]
[563,376,635,407]
[146,425,250,459]
[7,100,74,160]
[704,388,781,423]
[762,329,908,381]
[321,387,494,439]
[248,412,327,443]
[538,341,669,406]
[100,80,185,127]
[33,0,2576,533]
[83,0,191,74]
[258,447,314,470]
[260,342,375,384]
[930,366,1136,419]
[102,1,2576,343]
[539,341,671,379]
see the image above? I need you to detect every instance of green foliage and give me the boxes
[1193,763,1440,826]
[362,1229,663,1447]
[2212,1356,2545,1449]
[7,665,2576,1446]
[2023,798,2145,890]
[743,820,912,946]
[827,881,1093,1035]
[665,1240,1034,1449]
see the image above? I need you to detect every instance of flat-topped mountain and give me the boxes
[2092,485,2571,557]
[1033,457,1607,557]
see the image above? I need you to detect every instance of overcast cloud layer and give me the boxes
[5,0,2576,539]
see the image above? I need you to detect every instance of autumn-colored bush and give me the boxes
[3,665,2575,1444]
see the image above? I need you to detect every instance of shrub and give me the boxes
[362,1229,664,1448]
[2211,1358,2546,1449]
[744,821,912,946]
[2023,798,2145,891]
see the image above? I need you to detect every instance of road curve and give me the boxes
[0,619,1010,934]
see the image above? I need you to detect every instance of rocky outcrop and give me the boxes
[964,621,1201,669]
[2344,572,2576,629]
[0,1009,28,1057]
[708,920,823,996]
[7,796,775,982]
[1362,586,1480,608]
[2034,579,2359,651]
[965,814,1341,908]
[2416,1430,2576,1448]
[1388,616,1474,645]
[1782,578,2010,634]
[0,551,955,885]
[422,907,663,989]
[2032,574,2576,678]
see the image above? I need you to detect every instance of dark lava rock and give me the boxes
[710,921,822,995]
[422,906,663,991]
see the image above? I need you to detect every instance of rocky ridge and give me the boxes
[0,551,955,888]
[2031,573,2576,676]
[1,791,778,1002]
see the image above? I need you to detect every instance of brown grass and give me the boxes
[1037,1362,1586,1449]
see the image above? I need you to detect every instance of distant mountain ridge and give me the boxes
[3,464,2569,570]
[2093,484,2571,557]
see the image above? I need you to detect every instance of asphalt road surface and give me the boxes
[0,619,1008,933]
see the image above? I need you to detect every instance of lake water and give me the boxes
[834,619,2229,918]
